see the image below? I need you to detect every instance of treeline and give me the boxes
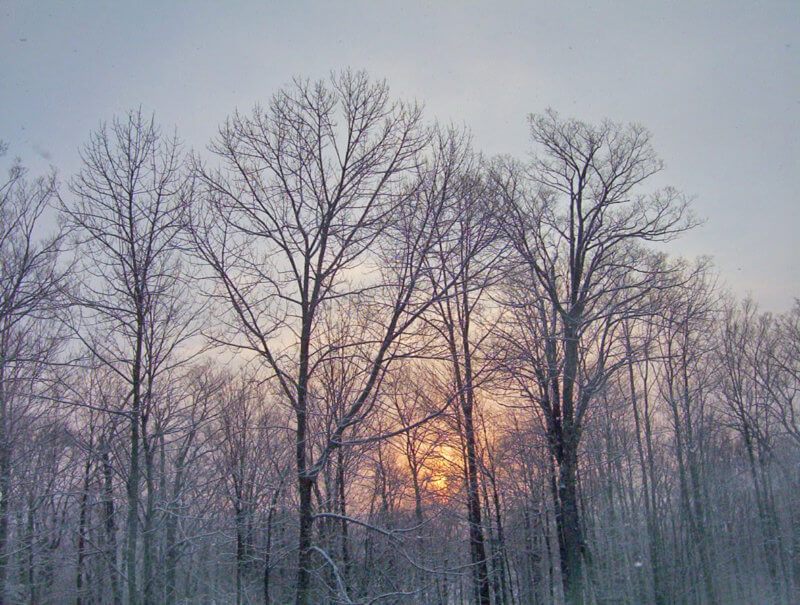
[1,71,798,604]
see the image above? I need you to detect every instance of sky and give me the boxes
[2,1,798,311]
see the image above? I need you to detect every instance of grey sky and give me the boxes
[3,1,798,311]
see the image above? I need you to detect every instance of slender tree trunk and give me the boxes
[489,475,510,605]
[295,312,316,605]
[0,497,8,605]
[484,480,505,605]
[522,505,537,604]
[0,469,8,604]
[235,503,245,605]
[442,292,491,605]
[76,454,92,605]
[336,449,351,596]
[264,485,281,605]
[164,477,180,605]
[102,444,122,605]
[462,403,491,605]
[126,324,144,605]
[745,430,789,595]
[642,372,664,601]
[481,418,512,605]
[410,459,423,526]
[26,500,35,604]
[0,370,9,605]
[406,444,427,601]
[126,418,139,605]
[142,444,156,605]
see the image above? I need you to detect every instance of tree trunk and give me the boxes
[76,454,92,605]
[443,292,491,605]
[462,403,491,605]
[556,319,587,605]
[142,443,156,605]
[126,327,144,605]
[295,474,314,605]
[0,371,9,605]
[236,503,245,605]
[488,473,510,605]
[337,449,351,596]
[264,485,281,605]
[294,311,315,605]
[164,494,179,605]
[556,446,585,605]
[102,444,122,605]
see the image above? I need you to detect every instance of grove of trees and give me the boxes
[1,72,798,604]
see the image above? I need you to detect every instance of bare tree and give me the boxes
[619,302,668,604]
[6,83,800,605]
[64,112,197,604]
[495,111,694,603]
[764,301,800,447]
[718,298,793,595]
[0,148,67,604]
[189,70,475,605]
[654,260,721,604]
[210,371,284,605]
[423,128,507,605]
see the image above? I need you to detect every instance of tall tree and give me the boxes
[719,298,790,594]
[64,112,196,604]
[424,129,506,605]
[0,149,66,604]
[496,111,693,603]
[655,260,720,604]
[190,71,468,605]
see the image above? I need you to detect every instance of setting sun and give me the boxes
[422,445,461,500]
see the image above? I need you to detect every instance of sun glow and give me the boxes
[423,445,461,500]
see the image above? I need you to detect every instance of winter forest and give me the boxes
[1,71,799,605]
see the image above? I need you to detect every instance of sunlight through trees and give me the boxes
[0,73,798,604]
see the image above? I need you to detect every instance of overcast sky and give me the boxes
[2,1,798,311]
